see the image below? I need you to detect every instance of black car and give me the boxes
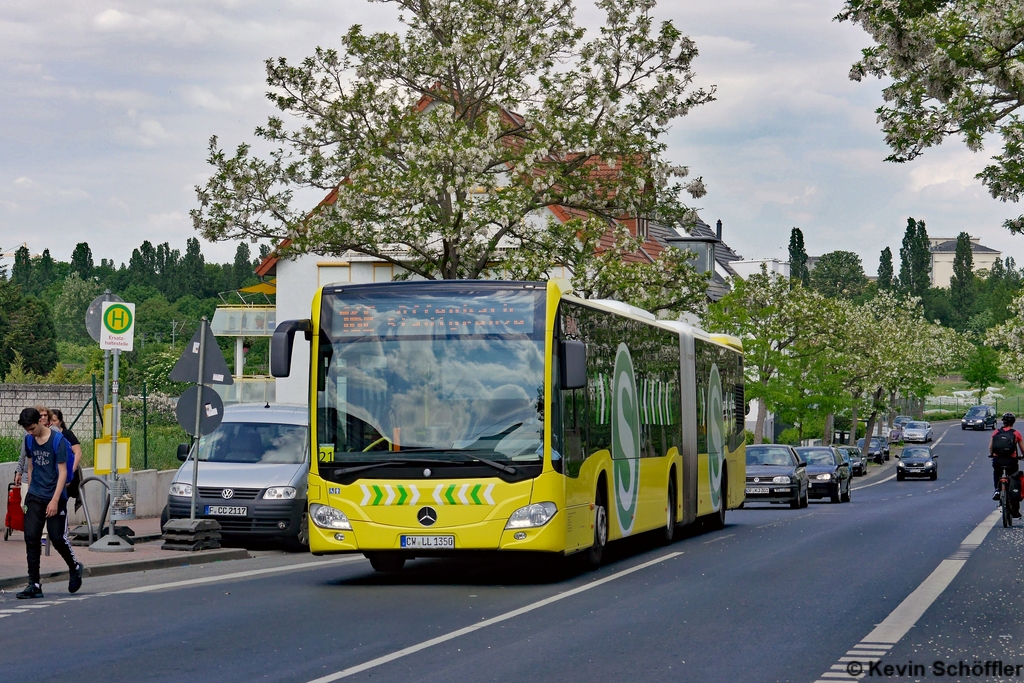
[744,445,809,509]
[856,437,886,464]
[962,405,997,431]
[838,446,866,476]
[897,446,938,480]
[795,447,852,503]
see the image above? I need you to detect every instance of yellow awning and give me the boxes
[239,280,276,294]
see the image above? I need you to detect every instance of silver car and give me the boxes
[902,421,933,443]
[163,404,309,548]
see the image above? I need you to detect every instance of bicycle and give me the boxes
[999,465,1021,528]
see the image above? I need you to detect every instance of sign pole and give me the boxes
[109,349,120,538]
[103,350,110,407]
[189,319,208,521]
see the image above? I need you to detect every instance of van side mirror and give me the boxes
[177,443,190,462]
[560,340,587,390]
[271,319,312,378]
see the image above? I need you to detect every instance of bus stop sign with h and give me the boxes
[90,301,136,553]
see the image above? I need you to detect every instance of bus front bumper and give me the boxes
[308,510,567,555]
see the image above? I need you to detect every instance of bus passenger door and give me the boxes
[562,387,593,552]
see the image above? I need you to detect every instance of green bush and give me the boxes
[0,434,20,463]
[778,428,800,445]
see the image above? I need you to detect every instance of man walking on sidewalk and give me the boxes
[16,407,83,599]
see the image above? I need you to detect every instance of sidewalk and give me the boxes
[0,516,249,590]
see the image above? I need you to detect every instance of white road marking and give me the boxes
[703,533,735,544]
[306,552,684,683]
[852,474,896,491]
[114,557,364,595]
[812,509,999,681]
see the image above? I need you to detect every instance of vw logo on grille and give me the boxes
[753,477,760,483]
[417,506,437,527]
[221,488,235,499]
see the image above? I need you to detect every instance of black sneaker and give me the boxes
[994,491,1001,501]
[69,562,83,594]
[16,583,43,599]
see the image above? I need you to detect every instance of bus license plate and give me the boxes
[401,535,455,549]
[205,505,247,516]
[745,487,769,494]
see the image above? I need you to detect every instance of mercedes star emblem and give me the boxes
[222,488,235,499]
[417,506,437,527]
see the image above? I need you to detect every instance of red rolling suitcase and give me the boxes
[5,482,24,540]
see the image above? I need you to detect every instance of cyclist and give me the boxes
[990,413,1024,512]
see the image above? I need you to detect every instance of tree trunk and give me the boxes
[848,397,859,446]
[862,387,885,460]
[888,390,897,430]
[754,397,766,444]
[824,413,834,446]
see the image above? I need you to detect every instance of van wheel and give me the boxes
[367,553,406,573]
[586,491,609,568]
[660,479,677,545]
[160,505,169,533]
[287,513,309,551]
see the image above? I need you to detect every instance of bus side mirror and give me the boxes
[271,319,312,378]
[560,340,587,390]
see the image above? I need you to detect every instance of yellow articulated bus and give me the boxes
[271,279,744,572]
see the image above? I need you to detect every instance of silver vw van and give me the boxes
[162,403,309,548]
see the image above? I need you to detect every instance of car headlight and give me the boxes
[815,473,832,481]
[505,502,557,529]
[925,462,934,468]
[898,462,905,468]
[264,486,297,500]
[169,482,192,497]
[772,476,791,484]
[309,503,352,530]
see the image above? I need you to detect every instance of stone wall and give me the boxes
[0,384,94,433]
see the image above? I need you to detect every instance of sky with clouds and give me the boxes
[1,0,1021,275]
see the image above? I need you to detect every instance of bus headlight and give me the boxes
[264,487,297,500]
[505,502,557,529]
[309,503,352,530]
[169,483,192,497]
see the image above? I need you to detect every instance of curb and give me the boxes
[0,548,251,591]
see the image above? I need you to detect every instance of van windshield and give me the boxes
[197,422,309,464]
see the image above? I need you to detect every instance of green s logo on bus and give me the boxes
[708,364,725,510]
[612,343,641,537]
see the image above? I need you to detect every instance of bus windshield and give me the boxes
[316,285,546,465]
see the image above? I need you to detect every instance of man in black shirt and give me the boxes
[16,407,83,599]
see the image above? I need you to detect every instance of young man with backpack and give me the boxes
[990,413,1024,510]
[15,407,83,599]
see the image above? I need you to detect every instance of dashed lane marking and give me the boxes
[811,509,999,681]
[306,552,685,683]
[703,533,735,544]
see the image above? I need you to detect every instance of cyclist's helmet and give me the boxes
[1003,412,1016,426]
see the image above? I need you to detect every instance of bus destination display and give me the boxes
[332,294,536,336]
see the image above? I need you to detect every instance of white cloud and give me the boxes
[180,85,232,111]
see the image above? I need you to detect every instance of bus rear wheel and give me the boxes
[586,494,609,568]
[660,479,677,545]
[366,553,406,573]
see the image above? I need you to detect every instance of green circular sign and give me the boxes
[103,303,133,334]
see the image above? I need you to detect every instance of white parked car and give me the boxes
[902,421,933,443]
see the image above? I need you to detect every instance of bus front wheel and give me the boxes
[586,494,609,568]
[367,553,406,573]
[660,478,677,545]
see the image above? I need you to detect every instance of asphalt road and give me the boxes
[1,421,1015,683]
